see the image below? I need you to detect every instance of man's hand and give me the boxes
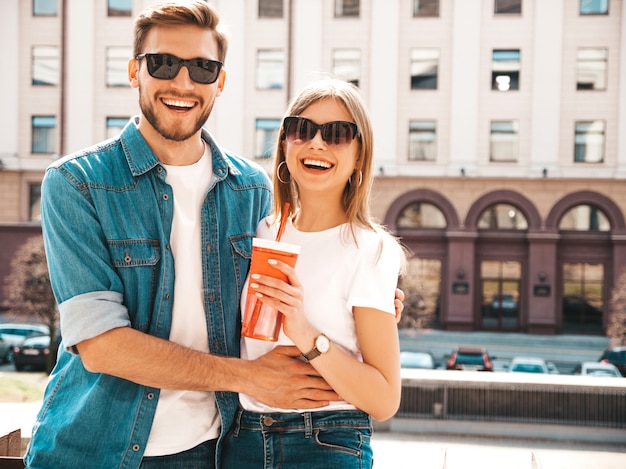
[247,346,339,409]
[394,287,405,323]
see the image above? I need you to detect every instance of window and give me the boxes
[397,202,446,228]
[29,184,42,221]
[494,0,522,14]
[108,0,132,17]
[478,204,528,229]
[580,0,609,15]
[106,117,129,139]
[490,120,519,162]
[411,49,439,90]
[332,49,360,87]
[492,49,520,91]
[107,47,132,87]
[335,0,359,17]
[32,116,57,154]
[256,49,285,90]
[256,119,281,158]
[33,0,56,16]
[32,46,59,86]
[408,120,436,161]
[413,0,439,17]
[574,120,605,163]
[559,205,610,231]
[562,262,604,335]
[259,0,283,18]
[577,48,607,91]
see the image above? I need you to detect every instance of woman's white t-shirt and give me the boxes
[239,217,402,413]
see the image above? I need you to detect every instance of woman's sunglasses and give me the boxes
[283,116,360,147]
[136,53,223,84]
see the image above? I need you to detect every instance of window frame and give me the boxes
[255,118,281,159]
[31,115,57,154]
[32,45,59,86]
[332,48,361,87]
[413,0,439,17]
[574,120,605,163]
[494,0,522,14]
[334,0,360,18]
[576,48,608,91]
[410,48,439,90]
[579,0,609,15]
[490,120,519,162]
[258,0,284,18]
[492,49,520,91]
[33,0,57,16]
[107,0,132,17]
[106,46,132,87]
[256,49,286,90]
[408,120,437,162]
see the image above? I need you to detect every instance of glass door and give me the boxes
[562,263,604,334]
[480,260,521,330]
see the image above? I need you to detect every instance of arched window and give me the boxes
[397,202,446,228]
[477,203,528,229]
[558,205,610,231]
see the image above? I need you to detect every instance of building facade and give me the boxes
[1,0,625,335]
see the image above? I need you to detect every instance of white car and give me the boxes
[0,323,49,362]
[576,362,622,378]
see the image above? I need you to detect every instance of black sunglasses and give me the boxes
[283,116,360,147]
[136,53,223,84]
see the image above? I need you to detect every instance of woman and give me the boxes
[222,79,405,468]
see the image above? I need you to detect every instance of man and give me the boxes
[26,2,402,468]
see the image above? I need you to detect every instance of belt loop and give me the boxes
[232,407,243,437]
[303,412,313,438]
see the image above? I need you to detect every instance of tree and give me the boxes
[607,268,626,347]
[3,235,59,374]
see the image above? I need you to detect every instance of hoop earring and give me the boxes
[277,161,291,184]
[350,170,363,187]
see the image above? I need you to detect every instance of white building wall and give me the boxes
[0,0,20,167]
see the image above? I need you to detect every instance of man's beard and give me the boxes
[138,85,214,142]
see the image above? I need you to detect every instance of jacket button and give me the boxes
[132,444,140,452]
[147,392,155,400]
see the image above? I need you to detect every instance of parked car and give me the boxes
[0,323,49,362]
[599,346,626,377]
[0,336,10,363]
[491,293,518,314]
[507,357,549,374]
[573,361,622,378]
[400,351,436,369]
[446,347,493,371]
[13,333,60,372]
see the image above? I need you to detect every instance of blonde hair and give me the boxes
[272,79,375,232]
[133,1,228,62]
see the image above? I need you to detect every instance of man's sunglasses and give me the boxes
[283,116,360,147]
[136,53,223,84]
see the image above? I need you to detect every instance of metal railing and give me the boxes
[397,370,626,429]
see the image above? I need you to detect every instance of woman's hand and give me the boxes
[248,259,315,344]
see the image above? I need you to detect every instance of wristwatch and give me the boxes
[299,334,331,363]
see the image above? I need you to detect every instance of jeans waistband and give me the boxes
[233,407,371,437]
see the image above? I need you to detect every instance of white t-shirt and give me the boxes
[239,217,402,413]
[144,145,221,456]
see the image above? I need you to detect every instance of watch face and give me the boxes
[316,335,330,353]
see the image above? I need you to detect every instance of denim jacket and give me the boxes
[25,118,272,469]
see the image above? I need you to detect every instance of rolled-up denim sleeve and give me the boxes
[41,166,131,352]
[59,291,131,352]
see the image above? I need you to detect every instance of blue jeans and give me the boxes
[221,407,373,469]
[139,439,217,469]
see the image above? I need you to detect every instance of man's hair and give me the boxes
[133,1,228,62]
